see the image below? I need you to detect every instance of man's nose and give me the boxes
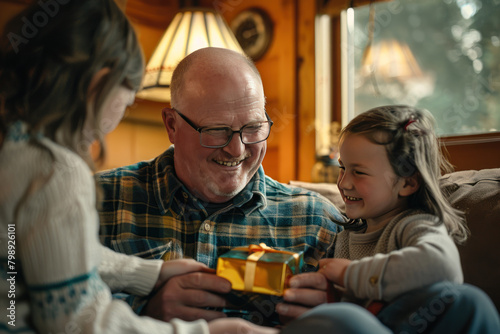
[222,132,245,156]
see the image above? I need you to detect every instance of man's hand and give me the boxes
[144,271,232,322]
[275,272,329,322]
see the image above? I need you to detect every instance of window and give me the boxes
[343,0,500,137]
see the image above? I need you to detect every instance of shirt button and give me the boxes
[369,276,379,285]
[204,223,211,231]
[182,192,188,199]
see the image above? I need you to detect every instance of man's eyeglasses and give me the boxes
[173,108,273,148]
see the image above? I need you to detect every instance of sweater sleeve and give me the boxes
[344,215,463,302]
[99,245,163,296]
[15,146,209,334]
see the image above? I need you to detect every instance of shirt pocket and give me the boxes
[110,239,172,260]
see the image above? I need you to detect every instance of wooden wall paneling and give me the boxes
[126,98,166,124]
[132,122,170,163]
[0,1,29,36]
[102,119,169,170]
[296,0,317,181]
[102,95,169,171]
[265,0,297,183]
[208,0,299,183]
[104,122,134,170]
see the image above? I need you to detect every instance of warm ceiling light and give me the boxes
[136,7,245,102]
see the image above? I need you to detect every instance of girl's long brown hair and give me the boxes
[0,0,144,170]
[339,105,469,243]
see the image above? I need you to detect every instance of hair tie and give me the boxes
[404,119,417,131]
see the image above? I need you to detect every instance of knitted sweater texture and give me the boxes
[335,210,463,305]
[0,123,208,333]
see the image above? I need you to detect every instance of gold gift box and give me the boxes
[216,243,304,296]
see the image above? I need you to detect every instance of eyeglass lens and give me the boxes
[200,122,271,148]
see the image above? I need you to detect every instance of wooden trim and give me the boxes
[296,0,317,181]
[441,132,500,146]
[442,132,500,170]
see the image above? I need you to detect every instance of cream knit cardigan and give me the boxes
[0,123,208,334]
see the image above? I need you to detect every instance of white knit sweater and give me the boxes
[0,122,208,333]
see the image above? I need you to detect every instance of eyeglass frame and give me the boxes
[172,108,274,148]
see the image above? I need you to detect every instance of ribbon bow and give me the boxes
[235,243,301,292]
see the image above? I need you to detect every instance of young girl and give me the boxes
[321,104,469,306]
[0,2,275,334]
[278,105,500,333]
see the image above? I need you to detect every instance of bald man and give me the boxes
[96,47,343,326]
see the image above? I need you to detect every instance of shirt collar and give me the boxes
[153,146,267,215]
[234,166,267,214]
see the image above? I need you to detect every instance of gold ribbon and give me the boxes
[234,243,301,292]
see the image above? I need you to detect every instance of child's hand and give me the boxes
[317,258,351,287]
[155,259,214,289]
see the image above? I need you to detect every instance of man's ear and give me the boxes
[161,107,176,143]
[399,173,420,197]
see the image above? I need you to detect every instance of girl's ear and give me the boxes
[399,173,420,197]
[161,107,177,143]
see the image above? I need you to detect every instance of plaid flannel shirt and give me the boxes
[96,146,343,316]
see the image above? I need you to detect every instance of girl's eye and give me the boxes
[339,165,345,170]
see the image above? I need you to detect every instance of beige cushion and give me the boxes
[289,180,345,213]
[440,169,500,310]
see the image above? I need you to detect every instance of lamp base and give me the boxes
[311,155,339,183]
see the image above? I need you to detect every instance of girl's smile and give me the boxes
[337,133,412,232]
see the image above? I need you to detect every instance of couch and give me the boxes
[290,168,500,312]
